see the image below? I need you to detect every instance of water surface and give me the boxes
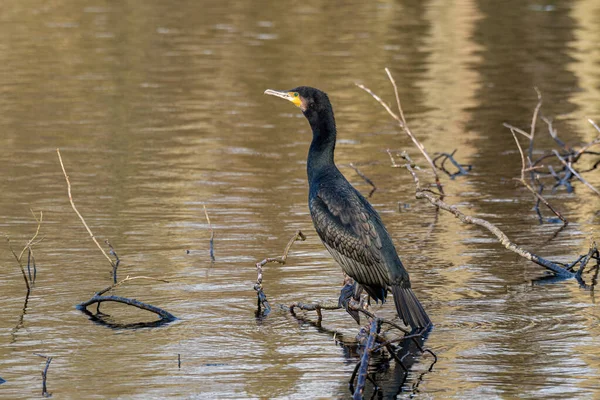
[1,1,600,398]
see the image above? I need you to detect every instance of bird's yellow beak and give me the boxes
[264,89,303,108]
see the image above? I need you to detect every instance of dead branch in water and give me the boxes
[552,149,600,197]
[290,296,435,399]
[402,159,597,285]
[203,205,215,261]
[357,80,597,284]
[57,149,176,327]
[255,228,436,396]
[35,354,53,398]
[6,210,44,293]
[432,150,471,179]
[356,68,444,194]
[77,276,175,327]
[57,149,117,271]
[289,300,343,325]
[503,96,600,223]
[351,318,380,400]
[105,240,121,283]
[77,295,176,321]
[509,128,568,226]
[254,230,306,317]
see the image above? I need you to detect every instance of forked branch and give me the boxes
[356,68,444,194]
[254,230,306,317]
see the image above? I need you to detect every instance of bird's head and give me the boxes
[264,86,332,118]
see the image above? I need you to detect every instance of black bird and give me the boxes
[264,86,430,330]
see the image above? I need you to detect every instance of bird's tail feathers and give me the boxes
[391,285,431,330]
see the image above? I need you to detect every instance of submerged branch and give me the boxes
[203,205,215,261]
[57,149,116,270]
[351,318,380,400]
[552,150,600,197]
[76,295,177,322]
[404,163,588,279]
[509,129,568,226]
[35,354,53,398]
[254,230,306,317]
[6,210,44,292]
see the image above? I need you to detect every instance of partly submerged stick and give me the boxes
[203,204,215,261]
[509,129,568,226]
[403,162,582,278]
[552,150,600,197]
[57,149,115,269]
[6,210,44,292]
[35,354,53,398]
[254,230,306,316]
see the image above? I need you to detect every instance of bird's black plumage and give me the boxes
[265,86,430,329]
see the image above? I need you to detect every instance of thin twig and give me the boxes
[6,237,30,292]
[510,129,568,226]
[95,275,170,296]
[432,150,471,179]
[528,87,542,163]
[541,116,569,151]
[105,239,120,283]
[289,301,341,324]
[502,123,531,139]
[384,67,443,194]
[57,149,116,269]
[254,230,306,317]
[203,205,215,261]
[552,150,600,196]
[589,118,600,134]
[35,354,53,398]
[18,210,43,262]
[356,68,443,194]
[6,210,44,292]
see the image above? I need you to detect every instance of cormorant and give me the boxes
[264,86,431,329]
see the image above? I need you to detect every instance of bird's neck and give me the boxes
[307,109,337,184]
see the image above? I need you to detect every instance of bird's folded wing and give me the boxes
[310,188,390,290]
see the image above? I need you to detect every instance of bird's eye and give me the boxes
[294,92,299,97]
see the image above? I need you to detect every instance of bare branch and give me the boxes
[528,87,542,160]
[18,210,43,262]
[203,204,215,261]
[35,354,52,398]
[6,237,30,292]
[352,318,379,400]
[254,230,306,316]
[57,149,116,269]
[552,150,600,196]
[510,130,567,225]
[589,118,600,134]
[76,295,177,322]
[404,164,574,277]
[356,68,443,194]
[503,123,531,140]
[95,275,170,296]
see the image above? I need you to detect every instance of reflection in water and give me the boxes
[1,0,600,398]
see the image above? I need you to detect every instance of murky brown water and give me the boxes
[1,0,600,398]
